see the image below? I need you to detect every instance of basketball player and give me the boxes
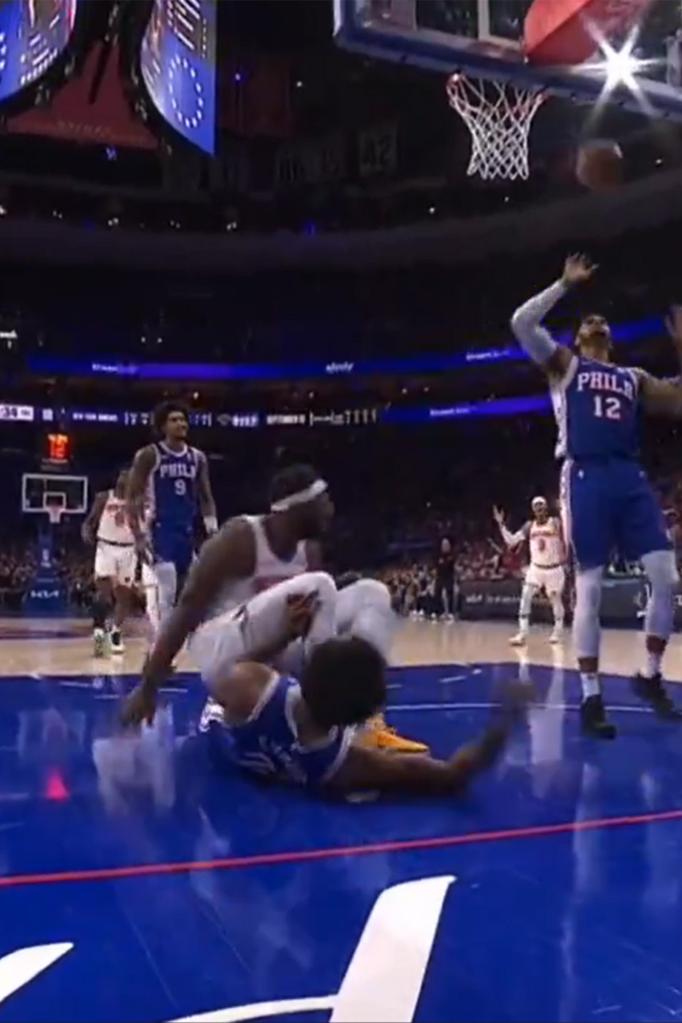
[435,537,456,619]
[511,253,682,738]
[126,401,217,635]
[81,469,136,656]
[123,464,427,753]
[493,497,566,646]
[196,635,526,795]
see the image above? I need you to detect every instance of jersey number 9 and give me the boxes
[174,479,187,496]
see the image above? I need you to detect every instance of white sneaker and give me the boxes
[509,632,528,647]
[549,627,563,644]
[93,628,109,658]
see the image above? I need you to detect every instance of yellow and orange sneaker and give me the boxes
[359,714,429,754]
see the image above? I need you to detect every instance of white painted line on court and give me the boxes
[438,675,467,683]
[390,701,652,715]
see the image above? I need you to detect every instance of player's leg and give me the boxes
[617,473,681,718]
[109,547,137,654]
[92,543,115,656]
[548,568,566,643]
[510,567,538,646]
[191,572,339,688]
[335,578,428,753]
[153,560,178,629]
[563,462,616,738]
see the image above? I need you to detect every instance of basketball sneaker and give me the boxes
[93,628,108,658]
[109,628,125,656]
[632,673,682,720]
[580,695,617,739]
[509,631,528,647]
[549,625,562,644]
[359,714,429,754]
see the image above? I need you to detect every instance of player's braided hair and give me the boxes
[152,400,190,435]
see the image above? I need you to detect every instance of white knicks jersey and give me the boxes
[206,515,309,620]
[97,491,135,545]
[528,517,565,568]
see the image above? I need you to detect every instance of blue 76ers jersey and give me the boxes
[149,442,200,538]
[199,673,354,788]
[551,356,641,460]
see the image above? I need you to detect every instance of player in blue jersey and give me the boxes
[127,401,217,633]
[198,630,525,795]
[512,254,682,738]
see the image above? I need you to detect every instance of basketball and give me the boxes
[576,139,624,191]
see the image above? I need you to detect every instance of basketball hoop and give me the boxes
[45,494,65,526]
[446,74,545,182]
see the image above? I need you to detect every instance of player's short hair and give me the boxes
[152,400,190,434]
[270,464,320,507]
[300,636,386,730]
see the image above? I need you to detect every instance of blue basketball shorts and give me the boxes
[561,458,670,570]
[152,527,194,579]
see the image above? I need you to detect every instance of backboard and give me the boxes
[21,474,89,520]
[334,0,682,121]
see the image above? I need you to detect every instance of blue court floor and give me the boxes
[1,661,682,1022]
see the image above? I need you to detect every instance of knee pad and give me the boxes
[575,566,602,614]
[642,549,679,590]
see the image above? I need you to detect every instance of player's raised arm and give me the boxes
[81,491,107,545]
[493,506,528,549]
[639,307,682,416]
[196,451,218,536]
[126,445,156,551]
[121,518,256,725]
[511,254,596,380]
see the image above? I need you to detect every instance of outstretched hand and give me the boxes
[492,505,505,527]
[562,253,597,286]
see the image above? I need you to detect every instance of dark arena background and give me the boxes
[3,2,682,1021]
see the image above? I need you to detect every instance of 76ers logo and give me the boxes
[0,877,453,1022]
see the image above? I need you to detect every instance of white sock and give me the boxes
[580,673,601,700]
[642,649,663,679]
[518,617,529,635]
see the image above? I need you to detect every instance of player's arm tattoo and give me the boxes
[142,519,255,688]
[81,491,107,543]
[639,372,682,417]
[126,446,156,542]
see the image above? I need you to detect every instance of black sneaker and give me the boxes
[632,673,682,720]
[580,695,617,739]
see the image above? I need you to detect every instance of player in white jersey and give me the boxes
[123,464,428,753]
[82,469,137,657]
[493,497,566,646]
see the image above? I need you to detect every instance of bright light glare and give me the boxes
[603,38,641,91]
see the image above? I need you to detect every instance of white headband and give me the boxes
[271,479,328,512]
[531,496,547,508]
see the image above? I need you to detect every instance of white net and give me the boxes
[446,74,545,182]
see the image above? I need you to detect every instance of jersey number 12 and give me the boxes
[593,395,621,421]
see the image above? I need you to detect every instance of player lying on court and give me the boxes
[493,497,566,646]
[511,253,682,738]
[82,468,137,657]
[123,465,426,753]
[196,632,525,796]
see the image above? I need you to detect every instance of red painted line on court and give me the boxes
[1,808,682,889]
